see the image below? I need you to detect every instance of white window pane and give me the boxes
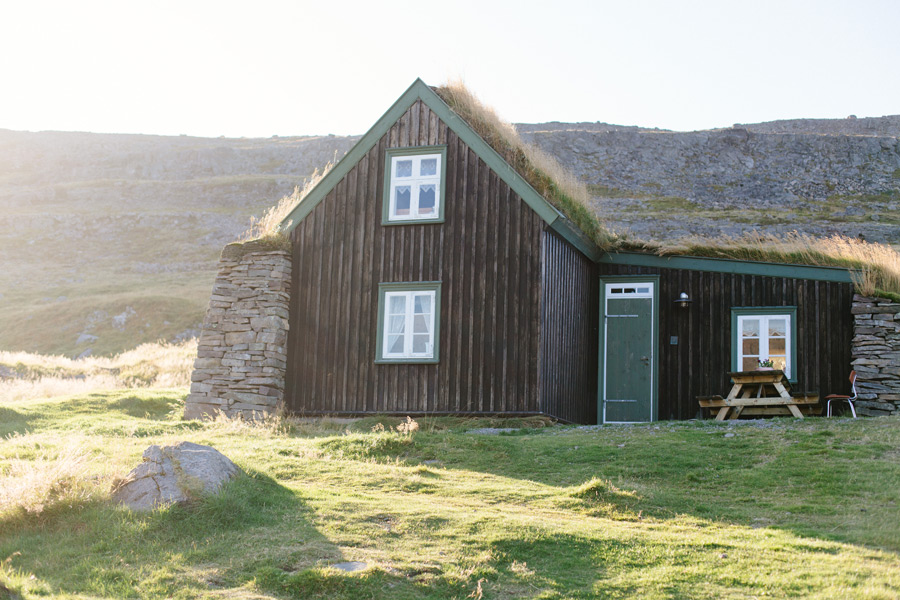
[418,185,436,213]
[414,294,431,314]
[380,286,438,360]
[769,319,787,337]
[388,315,405,335]
[741,319,759,338]
[772,357,787,371]
[770,338,786,354]
[389,295,406,314]
[387,334,404,354]
[412,334,429,354]
[413,314,430,334]
[742,357,758,371]
[395,160,413,178]
[420,158,437,176]
[395,186,411,215]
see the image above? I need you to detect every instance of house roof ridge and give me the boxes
[277,79,603,262]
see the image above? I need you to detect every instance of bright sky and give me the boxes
[2,0,898,137]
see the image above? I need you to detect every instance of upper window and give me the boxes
[383,146,447,224]
[376,282,441,363]
[731,307,797,380]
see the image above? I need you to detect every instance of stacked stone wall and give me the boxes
[851,295,900,416]
[184,241,291,419]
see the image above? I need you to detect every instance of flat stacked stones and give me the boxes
[184,240,291,419]
[851,294,900,416]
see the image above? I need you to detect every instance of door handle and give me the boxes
[640,356,650,365]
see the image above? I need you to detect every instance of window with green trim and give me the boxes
[731,307,797,380]
[383,146,447,224]
[376,282,441,363]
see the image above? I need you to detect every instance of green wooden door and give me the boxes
[602,282,655,423]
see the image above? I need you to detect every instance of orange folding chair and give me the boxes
[825,371,858,418]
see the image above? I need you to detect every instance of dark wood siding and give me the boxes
[599,264,855,420]
[540,230,599,423]
[284,100,544,415]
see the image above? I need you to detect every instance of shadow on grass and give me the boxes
[0,470,343,598]
[252,531,610,600]
[0,406,31,436]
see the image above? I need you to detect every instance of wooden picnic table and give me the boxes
[698,370,820,420]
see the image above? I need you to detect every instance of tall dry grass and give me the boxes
[0,339,197,403]
[434,79,619,249]
[239,160,336,243]
[651,231,900,296]
[0,436,100,514]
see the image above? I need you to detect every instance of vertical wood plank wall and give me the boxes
[284,100,545,416]
[599,264,855,420]
[540,231,599,423]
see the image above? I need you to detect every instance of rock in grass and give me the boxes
[112,442,240,511]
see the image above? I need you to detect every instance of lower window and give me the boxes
[376,282,441,363]
[731,307,797,380]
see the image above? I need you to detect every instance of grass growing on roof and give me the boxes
[239,160,336,243]
[626,231,900,297]
[434,80,620,250]
[2,376,900,598]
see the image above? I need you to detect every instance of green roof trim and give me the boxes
[550,218,603,262]
[278,79,601,261]
[599,251,856,283]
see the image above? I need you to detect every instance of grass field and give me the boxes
[1,383,899,599]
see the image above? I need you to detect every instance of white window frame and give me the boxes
[382,146,447,225]
[376,282,441,364]
[735,312,793,379]
[388,153,442,221]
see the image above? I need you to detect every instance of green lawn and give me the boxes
[1,389,899,599]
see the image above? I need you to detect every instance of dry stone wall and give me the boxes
[851,295,900,416]
[184,240,291,419]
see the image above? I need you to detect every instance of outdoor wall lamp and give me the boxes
[675,292,692,308]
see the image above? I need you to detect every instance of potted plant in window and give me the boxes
[757,359,774,371]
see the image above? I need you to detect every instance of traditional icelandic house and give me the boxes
[186,79,879,424]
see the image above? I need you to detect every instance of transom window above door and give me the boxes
[731,307,797,381]
[383,146,447,224]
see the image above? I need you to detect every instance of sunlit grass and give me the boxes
[1,382,898,598]
[0,339,196,402]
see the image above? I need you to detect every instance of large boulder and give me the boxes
[112,442,240,511]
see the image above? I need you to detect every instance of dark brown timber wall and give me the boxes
[600,264,855,420]
[284,100,544,416]
[540,231,599,423]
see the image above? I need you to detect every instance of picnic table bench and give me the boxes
[697,370,820,420]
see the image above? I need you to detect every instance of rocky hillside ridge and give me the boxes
[520,122,899,206]
[518,116,900,242]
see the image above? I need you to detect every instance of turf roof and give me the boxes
[276,78,611,260]
[271,78,899,297]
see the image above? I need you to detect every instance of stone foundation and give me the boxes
[184,240,291,419]
[851,294,900,416]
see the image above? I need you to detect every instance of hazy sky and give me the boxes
[2,0,898,137]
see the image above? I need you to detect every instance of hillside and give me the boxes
[0,130,357,357]
[1,115,898,356]
[520,118,900,242]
